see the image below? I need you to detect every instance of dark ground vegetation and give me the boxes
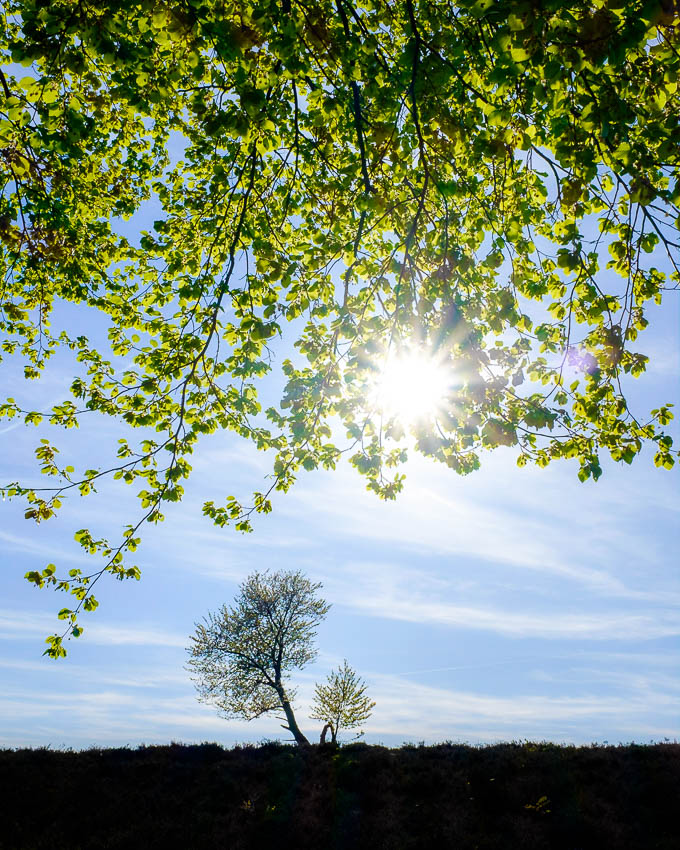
[1,741,678,849]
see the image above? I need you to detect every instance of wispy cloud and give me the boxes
[2,366,677,749]
[362,673,680,742]
[0,529,94,566]
[0,657,189,689]
[0,609,186,647]
[275,454,678,605]
[0,686,296,749]
[320,560,680,641]
[3,665,677,749]
[531,666,680,696]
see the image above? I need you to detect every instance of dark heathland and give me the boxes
[1,741,678,849]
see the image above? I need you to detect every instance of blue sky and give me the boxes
[1,107,678,747]
[1,302,678,747]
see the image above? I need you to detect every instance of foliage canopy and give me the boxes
[187,569,331,745]
[0,0,678,653]
[310,659,376,743]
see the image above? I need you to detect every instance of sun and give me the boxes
[372,348,454,426]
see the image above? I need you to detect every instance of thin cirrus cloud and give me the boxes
[1,614,676,748]
[531,665,680,696]
[3,661,675,748]
[282,457,665,556]
[0,609,186,648]
[365,674,680,742]
[270,455,679,616]
[0,685,290,748]
[2,345,677,748]
[0,657,189,689]
[4,408,675,601]
[5,473,671,610]
[0,529,95,566]
[324,562,680,641]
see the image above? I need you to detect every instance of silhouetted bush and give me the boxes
[1,741,678,849]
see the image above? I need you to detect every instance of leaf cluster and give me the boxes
[0,0,678,650]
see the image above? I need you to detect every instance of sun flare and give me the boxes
[373,350,453,426]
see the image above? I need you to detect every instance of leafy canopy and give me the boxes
[0,0,678,654]
[310,659,376,743]
[187,569,331,745]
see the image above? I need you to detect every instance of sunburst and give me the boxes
[372,348,454,426]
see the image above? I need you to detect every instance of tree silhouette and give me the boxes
[187,570,330,745]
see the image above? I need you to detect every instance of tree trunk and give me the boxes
[276,684,310,746]
[320,723,332,744]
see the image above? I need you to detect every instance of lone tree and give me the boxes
[310,659,376,744]
[1,1,678,652]
[187,569,330,746]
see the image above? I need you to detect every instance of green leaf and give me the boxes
[2,0,676,651]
